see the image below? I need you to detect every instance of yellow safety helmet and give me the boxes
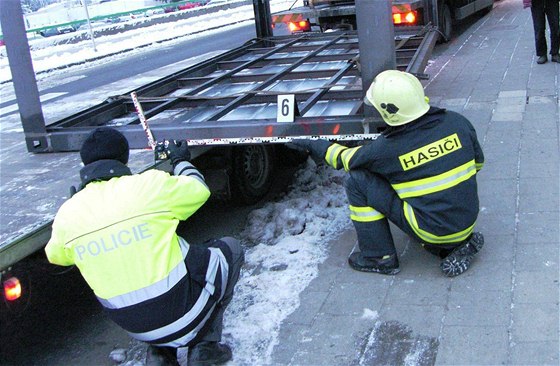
[364,70,430,126]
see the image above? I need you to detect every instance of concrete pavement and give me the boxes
[270,0,559,364]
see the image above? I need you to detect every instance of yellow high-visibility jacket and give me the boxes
[45,160,228,347]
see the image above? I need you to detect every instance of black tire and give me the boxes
[438,3,453,43]
[231,145,275,204]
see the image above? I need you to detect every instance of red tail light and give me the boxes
[393,11,417,25]
[4,277,22,301]
[288,20,311,32]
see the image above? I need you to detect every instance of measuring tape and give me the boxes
[185,134,381,146]
[131,91,157,150]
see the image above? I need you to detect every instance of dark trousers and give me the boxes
[344,170,458,258]
[530,0,559,56]
[200,236,244,343]
[148,237,244,362]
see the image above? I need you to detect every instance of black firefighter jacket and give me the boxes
[324,107,485,244]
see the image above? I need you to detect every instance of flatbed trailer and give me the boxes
[32,29,437,153]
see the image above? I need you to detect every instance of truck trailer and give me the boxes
[272,0,494,41]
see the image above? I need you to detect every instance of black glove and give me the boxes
[289,139,331,161]
[166,140,191,167]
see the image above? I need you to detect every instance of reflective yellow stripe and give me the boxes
[326,144,347,169]
[403,202,474,243]
[349,205,385,222]
[341,146,361,172]
[392,160,477,199]
[476,162,484,171]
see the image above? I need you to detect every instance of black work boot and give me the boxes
[188,341,232,366]
[440,232,484,277]
[146,345,179,366]
[348,252,400,274]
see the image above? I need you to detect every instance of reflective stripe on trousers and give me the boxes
[349,205,385,222]
[126,247,229,347]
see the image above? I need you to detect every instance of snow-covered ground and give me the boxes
[1,1,354,365]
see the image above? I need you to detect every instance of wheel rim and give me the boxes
[241,146,269,189]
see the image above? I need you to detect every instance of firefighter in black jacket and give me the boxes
[293,70,485,277]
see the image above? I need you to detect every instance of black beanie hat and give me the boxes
[80,127,130,165]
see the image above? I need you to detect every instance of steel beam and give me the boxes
[0,0,48,152]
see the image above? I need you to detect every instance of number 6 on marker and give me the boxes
[277,95,295,123]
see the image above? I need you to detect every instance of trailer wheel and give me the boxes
[438,3,453,43]
[231,145,275,204]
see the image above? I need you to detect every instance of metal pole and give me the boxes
[0,0,48,152]
[253,0,273,40]
[355,0,395,116]
[82,0,97,52]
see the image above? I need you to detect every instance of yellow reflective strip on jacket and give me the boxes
[403,202,474,243]
[326,144,347,169]
[349,205,385,222]
[476,162,484,171]
[392,160,477,199]
[341,146,361,172]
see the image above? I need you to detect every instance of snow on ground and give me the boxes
[2,1,356,364]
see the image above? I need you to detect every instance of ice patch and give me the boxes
[362,308,379,320]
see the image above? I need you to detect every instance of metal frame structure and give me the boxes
[3,2,437,270]
[29,28,437,153]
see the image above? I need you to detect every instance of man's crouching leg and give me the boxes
[188,237,244,366]
[345,171,400,275]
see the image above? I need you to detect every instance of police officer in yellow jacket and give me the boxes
[45,127,244,366]
[293,70,484,277]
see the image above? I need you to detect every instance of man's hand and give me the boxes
[166,140,191,167]
[289,139,331,161]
